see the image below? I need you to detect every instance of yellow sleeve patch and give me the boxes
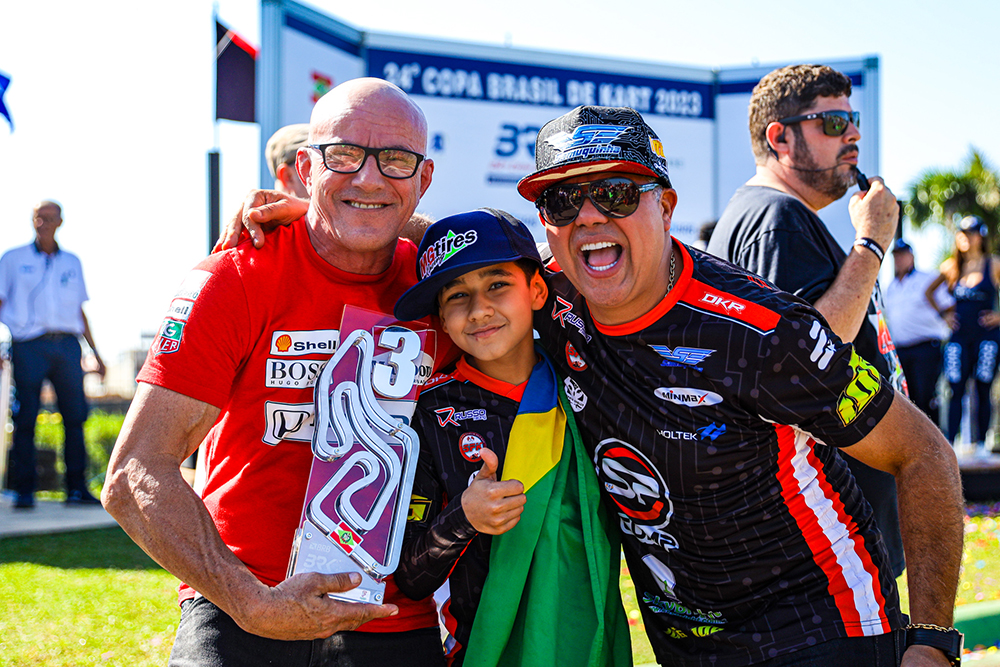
[407,495,431,522]
[837,350,882,426]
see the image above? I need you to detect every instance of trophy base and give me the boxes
[287,518,386,605]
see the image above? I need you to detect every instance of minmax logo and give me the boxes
[649,345,714,370]
[551,297,592,342]
[270,330,339,356]
[699,293,745,314]
[654,387,723,407]
[419,229,478,278]
[546,125,628,163]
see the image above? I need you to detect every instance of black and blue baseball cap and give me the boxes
[516,105,672,202]
[891,239,913,254]
[394,208,543,321]
[959,215,988,236]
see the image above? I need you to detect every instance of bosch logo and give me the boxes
[699,293,745,314]
[459,432,485,462]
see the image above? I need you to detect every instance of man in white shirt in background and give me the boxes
[884,239,950,423]
[0,200,105,509]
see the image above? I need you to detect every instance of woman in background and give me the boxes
[927,215,1000,457]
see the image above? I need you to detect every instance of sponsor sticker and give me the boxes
[407,495,432,522]
[696,422,726,441]
[265,358,324,388]
[551,297,592,342]
[331,520,363,555]
[837,350,881,426]
[174,269,211,301]
[546,124,628,163]
[153,318,185,355]
[594,438,678,551]
[270,329,339,356]
[808,320,836,371]
[649,345,714,371]
[654,387,722,407]
[165,298,195,322]
[566,342,587,371]
[262,401,314,446]
[419,229,478,278]
[563,377,588,412]
[459,432,485,462]
[699,292,745,314]
[435,407,487,427]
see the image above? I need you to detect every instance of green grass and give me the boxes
[1,504,997,666]
[0,528,178,667]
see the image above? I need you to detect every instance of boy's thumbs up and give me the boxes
[477,447,499,482]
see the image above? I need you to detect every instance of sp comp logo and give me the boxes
[649,345,714,371]
[595,438,678,550]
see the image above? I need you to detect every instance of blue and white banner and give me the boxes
[368,49,713,120]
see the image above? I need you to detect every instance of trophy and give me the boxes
[287,307,435,604]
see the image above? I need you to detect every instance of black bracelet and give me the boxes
[854,237,885,262]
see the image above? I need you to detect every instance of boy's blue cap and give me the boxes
[394,208,542,321]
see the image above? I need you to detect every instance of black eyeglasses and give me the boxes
[776,110,860,137]
[536,178,661,226]
[308,143,425,179]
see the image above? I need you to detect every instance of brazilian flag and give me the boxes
[464,353,631,666]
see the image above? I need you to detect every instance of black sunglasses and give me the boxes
[776,110,860,137]
[308,143,425,179]
[536,178,660,226]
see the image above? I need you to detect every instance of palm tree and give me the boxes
[906,149,1000,234]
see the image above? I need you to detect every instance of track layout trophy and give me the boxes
[288,306,436,604]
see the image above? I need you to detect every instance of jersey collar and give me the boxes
[456,355,528,402]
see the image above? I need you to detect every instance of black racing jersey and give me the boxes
[534,240,904,667]
[395,356,526,666]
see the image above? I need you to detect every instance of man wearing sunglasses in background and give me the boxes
[103,78,448,667]
[521,105,962,666]
[707,64,910,585]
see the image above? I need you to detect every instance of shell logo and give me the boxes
[276,334,292,352]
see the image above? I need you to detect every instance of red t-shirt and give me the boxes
[138,218,438,632]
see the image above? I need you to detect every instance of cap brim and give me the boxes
[394,255,542,322]
[516,160,661,202]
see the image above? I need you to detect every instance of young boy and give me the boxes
[393,208,631,667]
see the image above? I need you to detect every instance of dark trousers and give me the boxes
[9,334,89,495]
[896,340,943,422]
[944,337,999,443]
[170,596,446,667]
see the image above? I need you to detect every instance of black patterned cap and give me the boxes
[517,105,671,202]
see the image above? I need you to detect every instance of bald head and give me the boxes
[295,77,435,275]
[309,78,428,150]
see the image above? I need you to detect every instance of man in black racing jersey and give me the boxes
[517,105,963,667]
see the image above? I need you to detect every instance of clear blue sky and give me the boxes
[1,0,998,365]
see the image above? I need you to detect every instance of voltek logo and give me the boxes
[419,230,478,278]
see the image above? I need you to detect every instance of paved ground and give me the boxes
[0,495,119,539]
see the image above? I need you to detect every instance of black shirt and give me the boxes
[533,242,903,667]
[709,184,906,576]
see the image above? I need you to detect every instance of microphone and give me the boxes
[855,168,870,191]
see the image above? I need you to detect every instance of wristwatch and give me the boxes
[905,624,963,666]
